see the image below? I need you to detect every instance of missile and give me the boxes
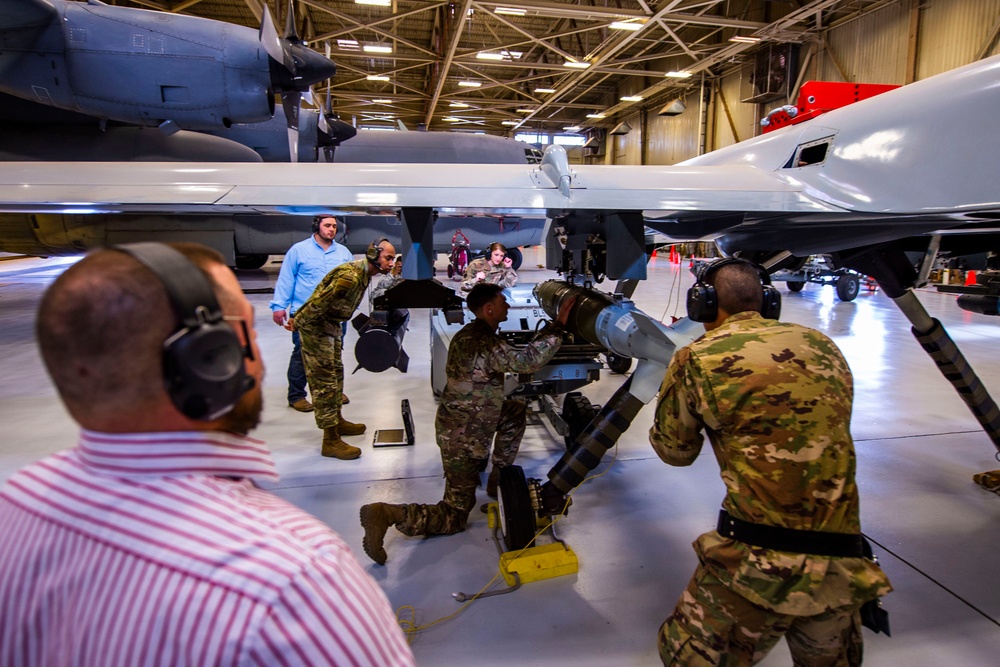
[530,280,704,501]
[957,294,1000,316]
[351,308,410,373]
[532,280,703,379]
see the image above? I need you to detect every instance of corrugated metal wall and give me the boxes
[638,0,1000,163]
[916,0,1000,77]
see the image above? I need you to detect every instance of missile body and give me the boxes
[532,280,704,496]
[532,280,703,372]
[352,308,410,373]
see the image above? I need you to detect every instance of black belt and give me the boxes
[717,510,866,558]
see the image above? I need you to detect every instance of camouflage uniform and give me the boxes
[649,311,892,666]
[293,258,370,430]
[393,317,563,536]
[460,257,518,292]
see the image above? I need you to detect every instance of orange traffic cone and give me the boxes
[965,270,977,286]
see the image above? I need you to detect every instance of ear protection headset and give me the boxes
[367,237,389,265]
[686,257,782,323]
[312,215,337,235]
[113,243,254,421]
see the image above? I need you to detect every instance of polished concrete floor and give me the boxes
[2,247,999,665]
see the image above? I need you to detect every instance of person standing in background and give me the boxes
[270,215,353,412]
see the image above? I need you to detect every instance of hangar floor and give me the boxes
[2,247,999,665]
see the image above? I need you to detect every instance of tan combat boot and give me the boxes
[359,503,405,565]
[337,415,367,436]
[321,427,361,460]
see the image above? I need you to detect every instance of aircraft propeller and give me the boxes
[258,2,337,161]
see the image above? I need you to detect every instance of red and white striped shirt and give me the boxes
[0,430,414,667]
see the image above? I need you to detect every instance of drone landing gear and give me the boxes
[485,466,578,590]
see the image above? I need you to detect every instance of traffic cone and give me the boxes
[965,270,977,286]
[652,247,658,258]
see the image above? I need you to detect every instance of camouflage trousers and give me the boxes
[659,564,863,666]
[299,322,345,430]
[394,400,526,536]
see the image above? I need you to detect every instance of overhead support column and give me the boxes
[398,207,435,280]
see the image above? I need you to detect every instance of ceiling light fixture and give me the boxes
[449,102,470,108]
[363,44,393,54]
[586,113,606,119]
[337,39,360,50]
[666,70,693,78]
[372,98,393,104]
[729,35,761,44]
[534,87,556,94]
[443,117,464,122]
[366,74,390,81]
[563,126,581,132]
[494,6,526,16]
[564,61,591,69]
[355,0,391,6]
[516,108,533,113]
[609,21,644,31]
[502,120,520,126]
[620,95,643,102]
[476,52,505,61]
[458,80,482,87]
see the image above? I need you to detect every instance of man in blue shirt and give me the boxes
[270,216,354,411]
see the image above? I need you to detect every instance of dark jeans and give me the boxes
[287,329,307,404]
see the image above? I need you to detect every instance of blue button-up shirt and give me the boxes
[269,236,354,315]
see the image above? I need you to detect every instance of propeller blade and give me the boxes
[258,6,285,66]
[283,0,299,42]
[281,91,301,162]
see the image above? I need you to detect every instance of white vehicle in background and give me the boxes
[770,255,869,302]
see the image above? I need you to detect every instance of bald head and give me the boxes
[36,243,241,429]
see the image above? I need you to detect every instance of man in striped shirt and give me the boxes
[0,243,413,666]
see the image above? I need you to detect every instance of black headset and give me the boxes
[312,215,337,235]
[113,243,254,421]
[687,257,782,323]
[367,237,389,265]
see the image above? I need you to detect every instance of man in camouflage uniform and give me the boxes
[650,259,892,666]
[460,242,518,292]
[358,283,575,565]
[291,239,398,459]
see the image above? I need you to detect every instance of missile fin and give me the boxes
[396,349,410,373]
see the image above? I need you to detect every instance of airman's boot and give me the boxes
[486,467,501,498]
[321,427,361,460]
[337,414,367,436]
[360,503,405,565]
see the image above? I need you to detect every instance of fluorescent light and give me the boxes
[494,6,526,16]
[563,126,581,132]
[620,95,643,102]
[363,44,393,54]
[501,120,519,126]
[366,74,390,81]
[372,99,392,104]
[666,70,693,78]
[443,117,463,122]
[586,113,606,119]
[337,39,360,50]
[355,0,391,5]
[534,88,556,94]
[477,52,505,61]
[516,108,534,113]
[729,35,761,44]
[458,80,482,88]
[610,21,644,31]
[564,61,591,69]
[449,102,470,108]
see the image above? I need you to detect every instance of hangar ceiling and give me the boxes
[114,0,895,134]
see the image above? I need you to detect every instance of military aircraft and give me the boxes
[3,46,1000,524]
[0,0,547,267]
